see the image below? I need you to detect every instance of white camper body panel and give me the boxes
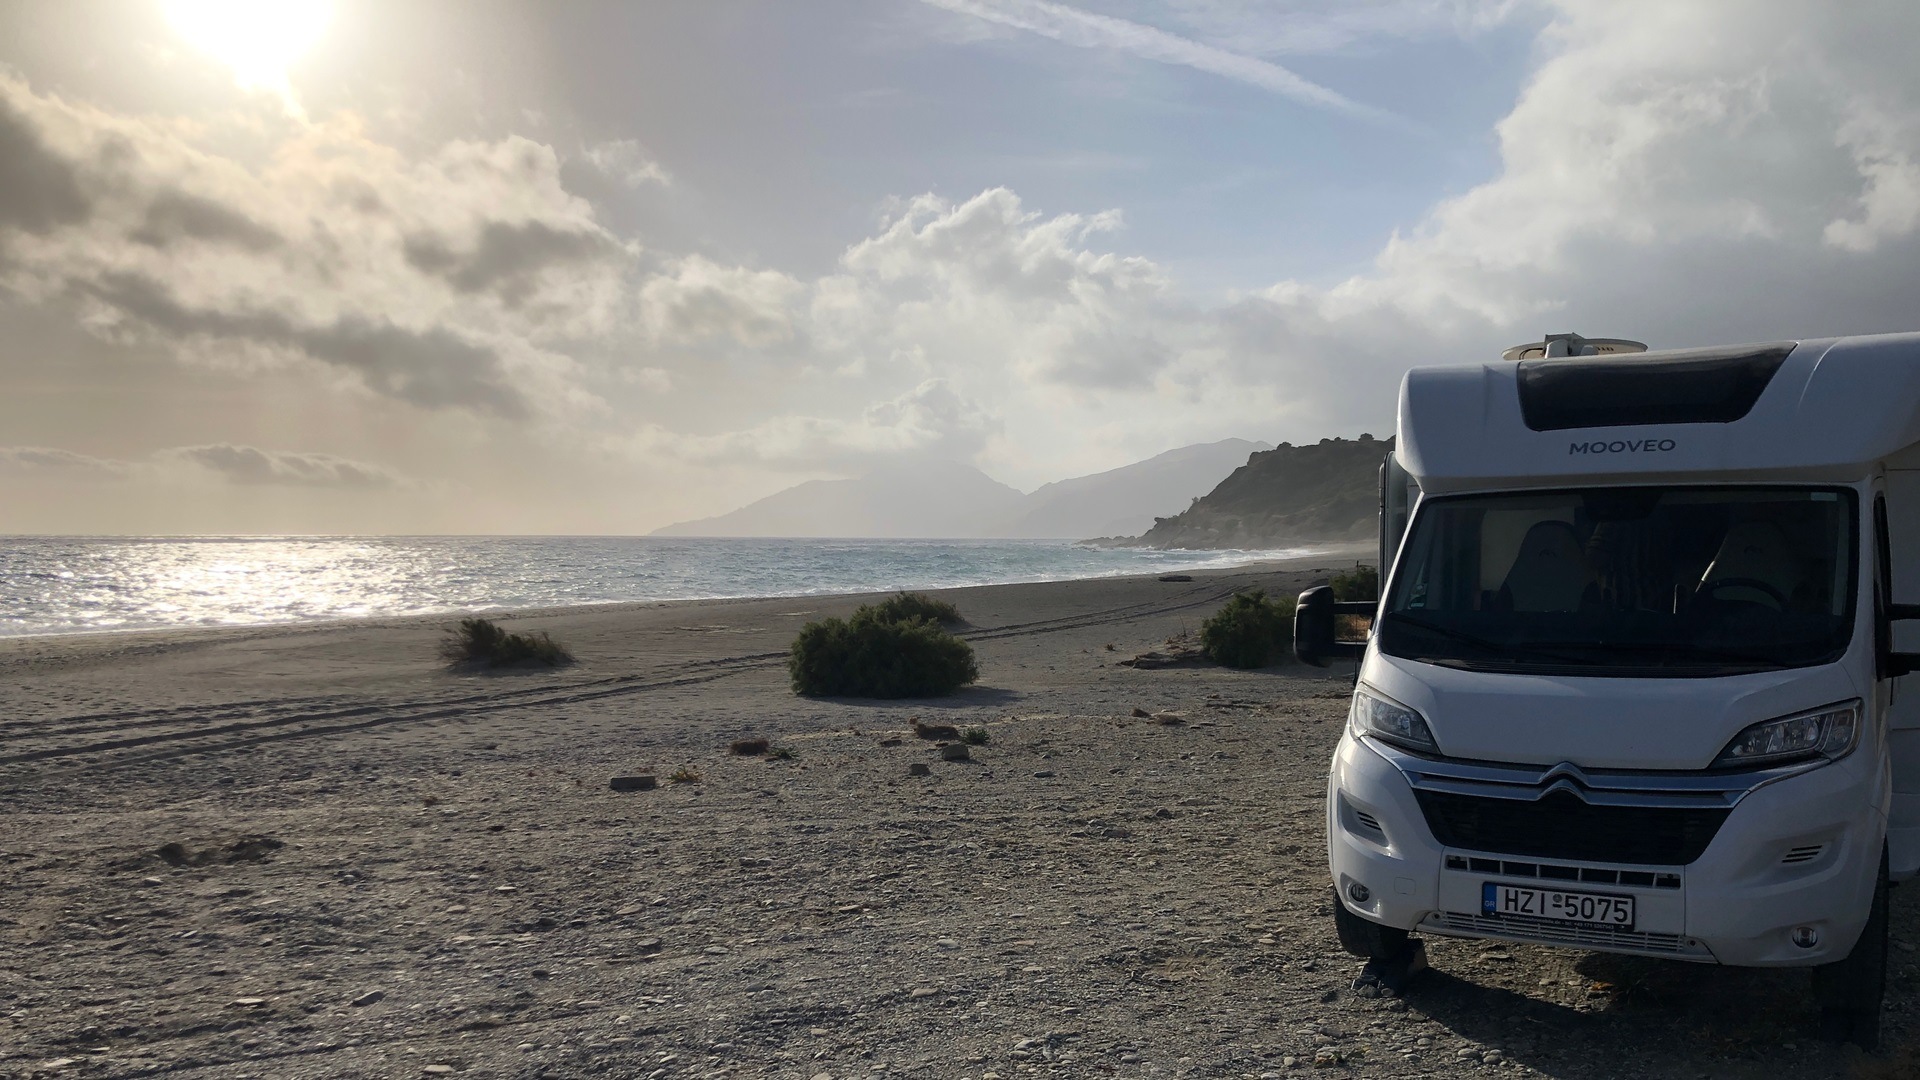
[1397,334,1920,494]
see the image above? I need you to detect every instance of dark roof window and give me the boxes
[1516,343,1795,432]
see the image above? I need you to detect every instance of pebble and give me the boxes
[812,1073,834,1080]
[610,775,658,792]
[495,885,518,893]
[1032,771,1055,778]
[811,1028,830,1036]
[227,997,267,1008]
[1457,1048,1480,1059]
[908,763,932,777]
[936,938,961,949]
[140,877,162,886]
[909,987,937,998]
[350,989,385,1007]
[1484,1050,1505,1064]
[517,1043,536,1052]
[423,1067,455,1076]
[940,744,971,761]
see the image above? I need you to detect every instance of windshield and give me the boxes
[1379,486,1857,675]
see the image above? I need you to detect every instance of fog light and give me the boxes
[1346,882,1371,904]
[1791,926,1819,949]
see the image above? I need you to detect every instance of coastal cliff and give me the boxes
[1116,434,1392,550]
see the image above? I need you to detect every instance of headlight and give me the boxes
[1350,684,1437,754]
[1711,700,1862,769]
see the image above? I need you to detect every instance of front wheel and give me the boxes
[1812,847,1888,1050]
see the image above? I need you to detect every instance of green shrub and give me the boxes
[441,617,573,668]
[1330,565,1380,602]
[959,726,990,746]
[789,604,979,698]
[1200,590,1296,669]
[872,592,963,626]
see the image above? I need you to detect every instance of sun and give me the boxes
[162,0,332,103]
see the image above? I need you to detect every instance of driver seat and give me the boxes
[1499,520,1598,612]
[1697,522,1805,611]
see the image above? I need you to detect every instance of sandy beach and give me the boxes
[2,551,1915,1079]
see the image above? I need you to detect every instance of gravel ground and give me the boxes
[3,566,1917,1079]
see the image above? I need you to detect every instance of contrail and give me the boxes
[920,0,1402,126]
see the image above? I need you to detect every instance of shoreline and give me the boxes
[0,541,1372,645]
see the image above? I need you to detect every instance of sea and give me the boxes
[0,536,1323,638]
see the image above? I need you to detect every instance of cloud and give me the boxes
[820,188,1184,390]
[630,378,1001,471]
[919,0,1397,122]
[77,271,532,418]
[0,92,93,235]
[1149,0,1526,57]
[0,76,625,421]
[0,444,408,489]
[583,138,670,188]
[0,446,130,475]
[640,255,805,348]
[401,219,617,306]
[156,444,407,489]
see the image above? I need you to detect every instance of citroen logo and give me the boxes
[1537,762,1593,803]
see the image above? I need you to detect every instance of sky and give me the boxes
[2,0,1919,535]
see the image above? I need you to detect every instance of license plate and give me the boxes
[1482,883,1634,928]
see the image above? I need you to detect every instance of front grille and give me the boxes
[1414,789,1729,865]
[1423,911,1708,959]
[1444,854,1680,889]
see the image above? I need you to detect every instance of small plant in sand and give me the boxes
[1330,565,1380,602]
[872,591,963,627]
[767,746,795,761]
[441,617,573,668]
[667,767,702,784]
[789,602,978,699]
[729,738,770,756]
[1200,589,1296,669]
[959,726,990,746]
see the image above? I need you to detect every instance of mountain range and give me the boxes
[650,438,1271,539]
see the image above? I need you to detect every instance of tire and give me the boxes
[1332,888,1411,960]
[1812,847,1888,1050]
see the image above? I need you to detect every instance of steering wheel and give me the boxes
[1698,577,1789,608]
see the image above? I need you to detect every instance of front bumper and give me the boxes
[1327,733,1884,966]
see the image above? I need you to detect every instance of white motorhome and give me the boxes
[1296,331,1920,1047]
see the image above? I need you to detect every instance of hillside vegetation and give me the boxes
[1125,435,1392,550]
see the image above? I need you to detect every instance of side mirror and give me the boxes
[1295,586,1369,667]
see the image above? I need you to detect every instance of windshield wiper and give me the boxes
[1383,612,1591,666]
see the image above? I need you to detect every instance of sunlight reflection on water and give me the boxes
[0,536,1326,637]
